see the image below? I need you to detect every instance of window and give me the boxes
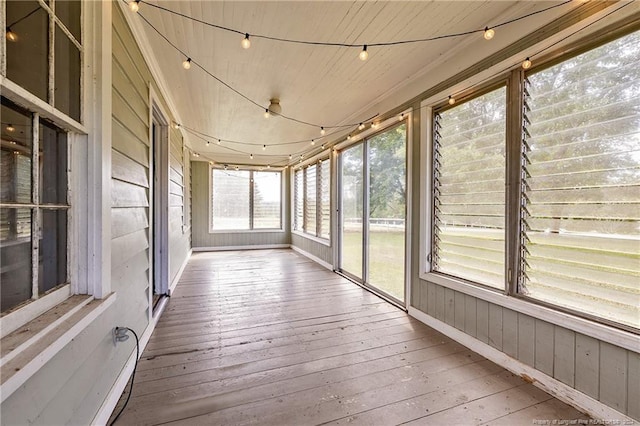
[293,157,330,240]
[520,31,640,329]
[5,0,82,121]
[211,168,282,231]
[1,97,69,313]
[432,86,507,289]
[428,30,640,331]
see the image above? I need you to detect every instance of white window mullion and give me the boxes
[31,113,40,301]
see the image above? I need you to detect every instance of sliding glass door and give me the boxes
[339,123,407,305]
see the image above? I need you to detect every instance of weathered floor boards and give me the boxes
[112,249,588,425]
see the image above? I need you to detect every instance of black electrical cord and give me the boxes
[109,327,140,426]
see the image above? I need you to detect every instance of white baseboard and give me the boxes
[408,307,633,424]
[290,245,333,271]
[192,244,290,252]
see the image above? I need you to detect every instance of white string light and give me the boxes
[359,45,369,61]
[182,58,191,69]
[320,127,325,136]
[483,27,495,40]
[448,96,455,105]
[522,57,532,69]
[128,0,140,13]
[241,33,251,49]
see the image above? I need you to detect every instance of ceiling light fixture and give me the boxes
[267,98,282,116]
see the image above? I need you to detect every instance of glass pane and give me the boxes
[1,99,33,203]
[211,169,250,230]
[521,31,640,329]
[368,124,406,301]
[38,209,67,294]
[54,26,81,121]
[305,165,317,235]
[294,169,304,231]
[1,208,33,312]
[433,86,506,289]
[319,158,330,240]
[55,0,81,42]
[40,120,68,204]
[6,1,49,102]
[341,144,363,278]
[253,171,281,229]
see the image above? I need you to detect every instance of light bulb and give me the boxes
[182,58,191,69]
[172,122,180,129]
[320,127,325,136]
[250,154,253,159]
[216,140,221,145]
[448,96,455,105]
[484,27,495,40]
[347,134,352,141]
[321,144,325,149]
[241,33,251,49]
[6,124,15,132]
[262,144,266,150]
[359,45,369,61]
[371,122,379,129]
[128,0,139,13]
[206,141,210,146]
[6,27,17,42]
[522,57,532,70]
[267,165,271,169]
[264,109,269,118]
[398,114,404,121]
[358,123,365,130]
[311,140,315,146]
[289,154,292,160]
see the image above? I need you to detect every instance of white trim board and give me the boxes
[192,244,290,252]
[408,307,635,424]
[169,249,192,295]
[290,245,333,271]
[0,294,116,404]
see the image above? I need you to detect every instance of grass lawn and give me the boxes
[341,229,405,301]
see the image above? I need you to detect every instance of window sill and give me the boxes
[209,228,285,234]
[291,230,331,247]
[0,292,116,403]
[418,272,638,352]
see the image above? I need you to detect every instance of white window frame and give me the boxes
[419,24,640,350]
[0,0,112,336]
[208,165,285,233]
[291,154,331,245]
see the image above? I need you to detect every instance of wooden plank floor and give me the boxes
[112,249,588,425]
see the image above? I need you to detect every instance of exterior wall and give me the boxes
[191,161,290,249]
[0,4,192,424]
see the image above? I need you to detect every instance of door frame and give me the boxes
[149,94,170,315]
[335,115,411,308]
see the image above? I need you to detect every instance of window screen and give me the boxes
[253,171,281,229]
[211,170,250,230]
[294,168,304,231]
[305,164,317,235]
[432,86,507,289]
[520,31,640,328]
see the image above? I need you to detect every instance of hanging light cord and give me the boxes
[6,6,42,29]
[108,327,140,426]
[138,0,572,48]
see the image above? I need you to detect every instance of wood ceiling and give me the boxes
[134,1,576,166]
